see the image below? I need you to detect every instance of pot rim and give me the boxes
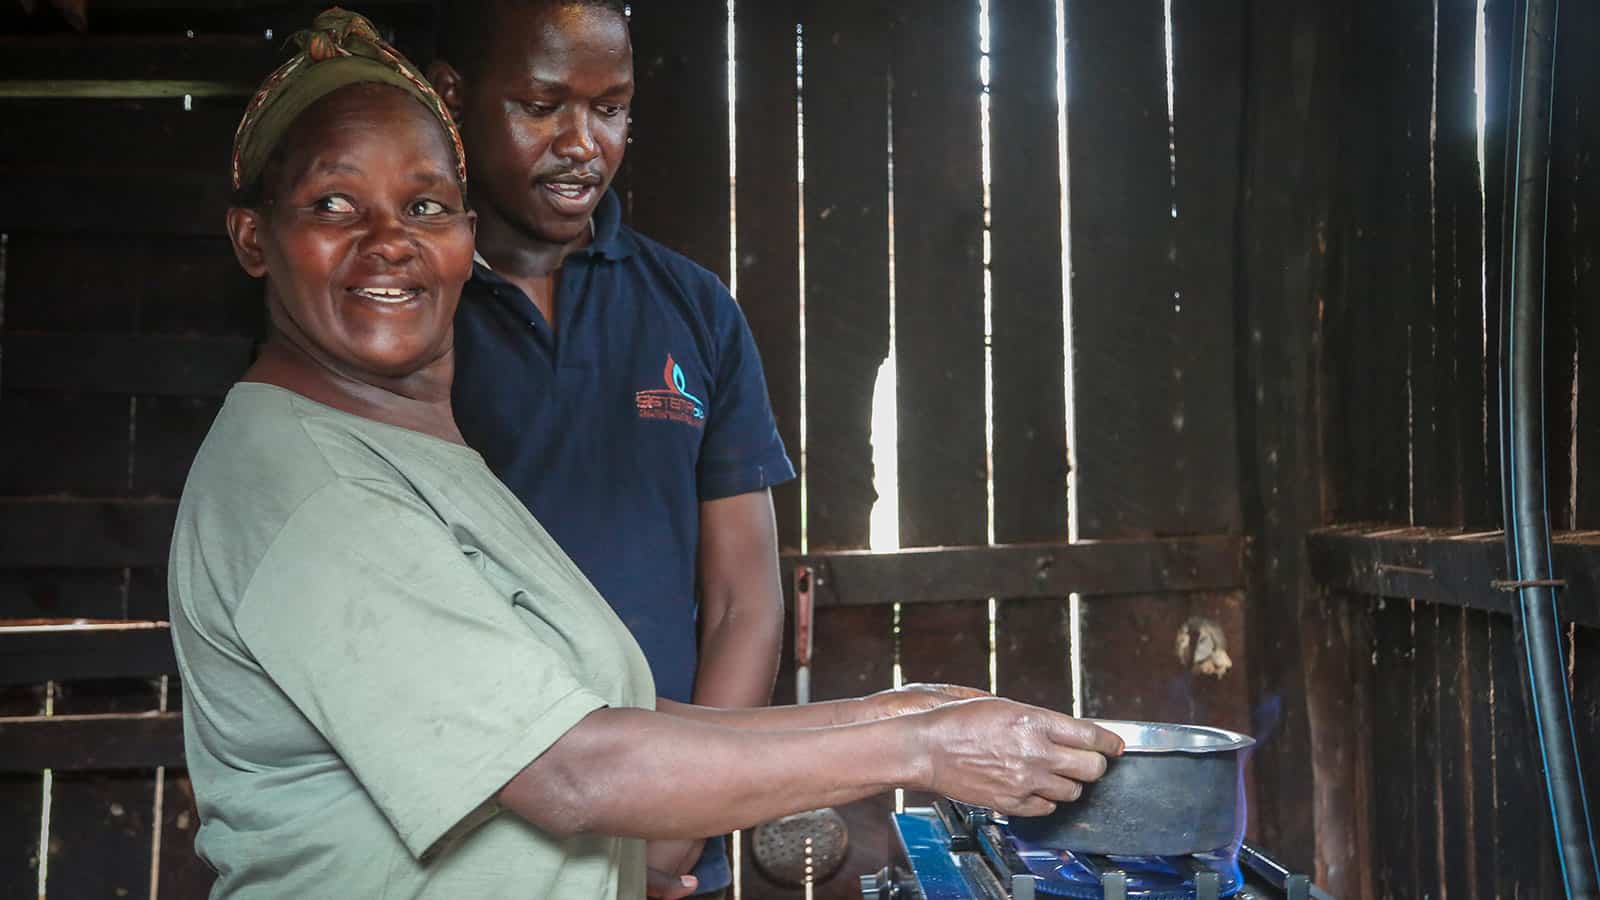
[1088,718,1256,755]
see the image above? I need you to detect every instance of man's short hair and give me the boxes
[434,0,628,73]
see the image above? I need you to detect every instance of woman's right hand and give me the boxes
[911,698,1124,817]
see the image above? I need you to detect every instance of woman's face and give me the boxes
[231,84,476,381]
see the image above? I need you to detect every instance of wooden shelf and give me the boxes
[1308,523,1600,627]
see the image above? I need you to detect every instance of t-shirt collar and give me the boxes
[472,189,634,271]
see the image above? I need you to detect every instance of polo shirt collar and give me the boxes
[586,188,635,260]
[472,189,636,272]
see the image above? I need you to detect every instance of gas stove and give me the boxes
[861,801,1334,900]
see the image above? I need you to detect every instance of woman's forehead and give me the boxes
[278,86,457,182]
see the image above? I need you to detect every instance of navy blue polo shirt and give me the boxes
[451,189,794,889]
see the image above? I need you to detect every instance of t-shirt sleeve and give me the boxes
[698,292,796,500]
[231,477,607,861]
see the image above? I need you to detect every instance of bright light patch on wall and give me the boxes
[868,92,901,557]
[1163,0,1178,222]
[874,78,904,821]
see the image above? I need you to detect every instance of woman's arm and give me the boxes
[656,683,989,730]
[496,697,1121,841]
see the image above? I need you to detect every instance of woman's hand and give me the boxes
[645,839,704,899]
[646,838,704,880]
[645,867,699,900]
[910,697,1123,817]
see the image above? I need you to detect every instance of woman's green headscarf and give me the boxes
[230,7,467,199]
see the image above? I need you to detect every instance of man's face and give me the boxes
[453,4,633,247]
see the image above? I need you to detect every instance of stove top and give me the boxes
[863,801,1334,900]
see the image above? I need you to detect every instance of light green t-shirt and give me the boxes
[168,383,654,899]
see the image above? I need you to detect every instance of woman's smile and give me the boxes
[347,284,426,304]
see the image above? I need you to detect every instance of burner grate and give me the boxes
[876,802,1327,900]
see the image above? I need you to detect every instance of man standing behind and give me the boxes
[428,1,792,895]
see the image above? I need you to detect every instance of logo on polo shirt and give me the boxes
[634,354,707,427]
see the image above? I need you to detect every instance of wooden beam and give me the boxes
[0,499,176,568]
[1307,524,1600,627]
[0,172,228,236]
[0,496,1245,607]
[0,712,184,771]
[0,621,175,685]
[784,537,1245,608]
[2,332,253,397]
[80,0,422,8]
[0,35,279,84]
[0,80,252,98]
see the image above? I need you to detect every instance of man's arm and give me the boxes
[692,490,785,709]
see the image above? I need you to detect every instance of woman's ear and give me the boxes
[426,60,466,124]
[226,206,269,278]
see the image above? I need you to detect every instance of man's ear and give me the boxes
[226,207,270,279]
[426,60,466,124]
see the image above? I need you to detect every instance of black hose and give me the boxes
[1497,0,1600,895]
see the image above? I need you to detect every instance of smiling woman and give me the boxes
[165,8,1124,900]
[228,84,476,402]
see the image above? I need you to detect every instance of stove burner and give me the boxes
[984,812,1242,898]
[1002,838,1242,899]
[869,801,1328,900]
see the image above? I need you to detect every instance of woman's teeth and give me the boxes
[350,287,420,304]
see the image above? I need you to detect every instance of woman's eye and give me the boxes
[519,101,557,115]
[597,104,627,118]
[409,199,449,217]
[313,195,356,214]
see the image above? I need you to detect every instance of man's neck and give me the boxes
[474,215,595,279]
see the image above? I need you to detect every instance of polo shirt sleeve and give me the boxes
[698,293,797,500]
[231,476,607,861]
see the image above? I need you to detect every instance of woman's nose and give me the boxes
[359,210,417,263]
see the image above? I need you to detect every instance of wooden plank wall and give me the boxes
[0,5,430,898]
[0,3,1272,899]
[1064,0,1253,814]
[1297,0,1600,896]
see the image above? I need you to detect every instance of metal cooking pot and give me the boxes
[1006,719,1255,857]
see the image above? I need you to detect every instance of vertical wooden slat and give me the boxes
[1370,599,1418,900]
[1236,0,1361,880]
[45,680,159,900]
[742,4,898,898]
[1433,604,1476,900]
[1061,0,1176,727]
[1492,608,1563,899]
[888,0,990,695]
[987,0,1073,714]
[1417,4,1496,895]
[1568,0,1600,844]
[734,0,803,554]
[1065,0,1249,762]
[156,772,213,899]
[1545,0,1598,532]
[1575,625,1600,839]
[1387,1,1444,896]
[801,0,890,554]
[0,685,44,900]
[621,0,731,283]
